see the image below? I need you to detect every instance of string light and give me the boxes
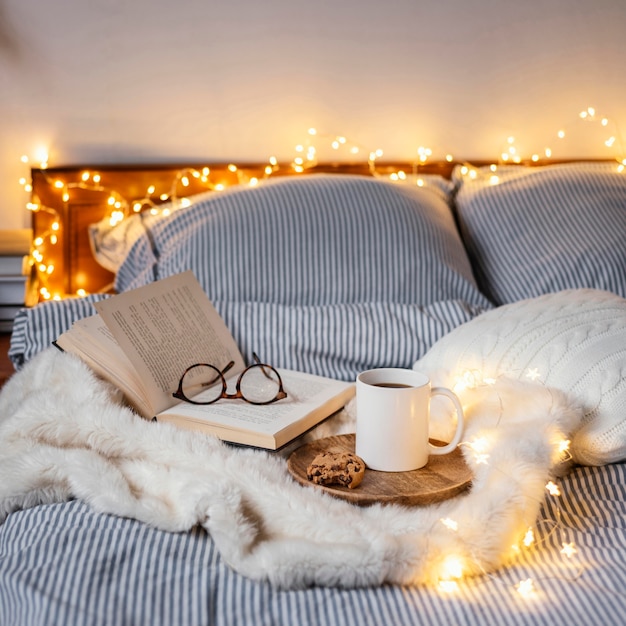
[19,108,625,300]
[516,578,535,598]
[431,367,585,599]
[526,368,541,381]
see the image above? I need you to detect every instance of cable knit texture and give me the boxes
[415,289,626,466]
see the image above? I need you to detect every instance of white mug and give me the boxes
[355,368,464,472]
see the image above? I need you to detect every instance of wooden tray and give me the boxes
[287,433,472,506]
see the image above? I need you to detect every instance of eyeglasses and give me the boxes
[172,352,287,406]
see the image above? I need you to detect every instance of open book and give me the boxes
[54,271,354,450]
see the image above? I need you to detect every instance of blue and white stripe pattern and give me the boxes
[9,297,485,380]
[10,174,492,372]
[453,162,626,305]
[2,461,625,626]
[115,174,489,308]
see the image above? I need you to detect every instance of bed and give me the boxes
[2,159,626,625]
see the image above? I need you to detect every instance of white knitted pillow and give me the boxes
[414,289,626,466]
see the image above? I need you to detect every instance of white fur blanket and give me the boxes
[0,348,582,588]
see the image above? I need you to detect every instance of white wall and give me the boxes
[1,0,626,229]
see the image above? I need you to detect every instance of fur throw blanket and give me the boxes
[0,348,581,588]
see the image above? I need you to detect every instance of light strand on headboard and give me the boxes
[19,108,626,301]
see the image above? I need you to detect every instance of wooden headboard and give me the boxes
[28,158,589,302]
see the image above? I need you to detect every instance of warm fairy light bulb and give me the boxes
[526,368,541,381]
[523,528,535,547]
[35,148,49,167]
[109,210,125,226]
[516,578,535,597]
[561,542,577,558]
[81,171,90,182]
[181,176,190,186]
[54,180,64,189]
[417,146,432,162]
[558,130,566,139]
[147,185,156,195]
[51,222,59,231]
[438,580,458,593]
[93,174,101,183]
[308,128,317,135]
[440,555,464,581]
[441,518,458,532]
[159,193,168,201]
[228,164,237,172]
[546,481,560,496]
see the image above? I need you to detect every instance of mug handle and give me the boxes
[428,387,464,456]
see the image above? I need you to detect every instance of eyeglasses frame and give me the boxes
[172,353,287,406]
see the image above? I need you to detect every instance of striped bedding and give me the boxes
[3,171,626,625]
[452,162,626,305]
[2,462,626,626]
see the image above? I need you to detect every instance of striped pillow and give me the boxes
[115,174,490,309]
[9,297,485,380]
[10,175,492,374]
[453,162,626,305]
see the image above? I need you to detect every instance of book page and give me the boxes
[55,315,152,416]
[95,271,246,415]
[157,368,355,448]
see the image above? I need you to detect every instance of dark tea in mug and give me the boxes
[373,383,413,388]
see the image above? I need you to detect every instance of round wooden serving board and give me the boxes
[287,433,472,506]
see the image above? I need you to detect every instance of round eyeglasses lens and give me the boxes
[180,364,224,403]
[239,364,282,404]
